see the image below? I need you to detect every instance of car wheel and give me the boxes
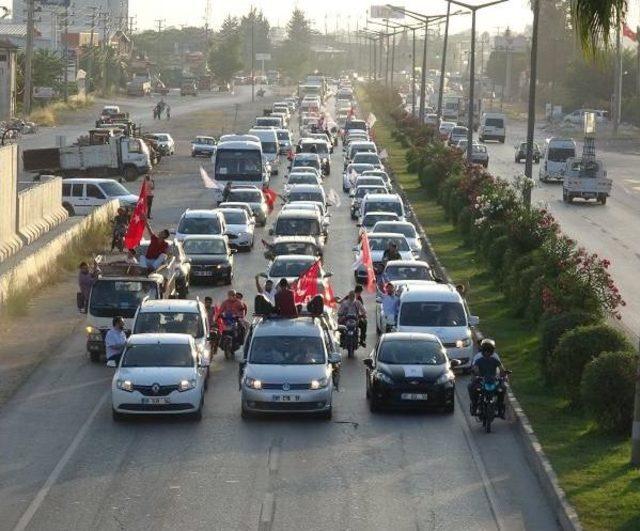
[191,405,203,422]
[241,403,252,419]
[112,409,126,422]
[225,271,232,285]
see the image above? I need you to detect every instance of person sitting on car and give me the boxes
[275,278,298,318]
[382,242,401,265]
[138,220,169,271]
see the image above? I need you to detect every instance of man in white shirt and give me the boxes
[105,316,127,364]
[255,274,276,306]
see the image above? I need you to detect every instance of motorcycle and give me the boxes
[220,317,242,360]
[339,314,359,359]
[476,373,509,433]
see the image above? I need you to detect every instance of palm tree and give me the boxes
[570,0,627,55]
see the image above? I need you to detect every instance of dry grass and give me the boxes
[28,95,95,126]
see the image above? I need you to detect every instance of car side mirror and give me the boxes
[328,352,342,365]
[469,315,480,327]
[106,359,117,368]
[363,358,374,369]
[450,359,462,368]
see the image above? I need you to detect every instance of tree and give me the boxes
[538,0,577,86]
[239,8,270,73]
[16,49,65,98]
[209,16,242,84]
[277,8,312,80]
[570,0,627,55]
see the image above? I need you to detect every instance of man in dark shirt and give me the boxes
[275,278,298,318]
[382,242,402,264]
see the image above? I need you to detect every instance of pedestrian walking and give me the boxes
[145,175,155,219]
[77,261,98,313]
[166,105,171,120]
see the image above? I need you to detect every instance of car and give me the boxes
[260,254,330,286]
[135,239,191,298]
[62,178,138,216]
[109,333,206,421]
[361,169,392,190]
[132,299,213,373]
[280,201,330,226]
[345,141,377,165]
[351,152,383,169]
[269,208,327,248]
[363,332,458,413]
[353,233,414,283]
[225,186,268,226]
[563,108,607,125]
[239,315,342,418]
[350,185,388,219]
[352,175,388,192]
[343,163,376,192]
[217,201,255,223]
[479,113,506,143]
[263,236,323,261]
[438,121,456,140]
[395,283,479,371]
[297,139,331,175]
[175,209,227,242]
[448,126,469,146]
[359,193,406,222]
[146,133,175,155]
[284,172,323,193]
[539,137,577,182]
[290,153,322,175]
[285,183,327,208]
[371,221,422,254]
[424,113,439,126]
[181,234,236,284]
[515,141,541,163]
[217,207,255,250]
[276,128,293,154]
[191,136,216,157]
[359,211,400,233]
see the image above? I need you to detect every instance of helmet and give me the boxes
[480,338,495,354]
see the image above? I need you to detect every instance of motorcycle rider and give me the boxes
[218,290,246,345]
[222,181,233,203]
[468,339,506,418]
[338,290,366,347]
[379,283,400,332]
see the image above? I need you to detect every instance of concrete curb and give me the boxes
[383,155,582,531]
[0,235,24,263]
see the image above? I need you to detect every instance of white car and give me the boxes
[359,211,400,233]
[353,233,414,283]
[343,163,376,192]
[225,186,268,226]
[148,133,175,155]
[261,254,330,286]
[284,172,323,194]
[439,121,456,140]
[175,209,227,242]
[62,178,138,216]
[448,126,468,146]
[109,333,206,421]
[371,220,422,255]
[217,207,255,250]
[351,152,383,169]
[191,136,216,157]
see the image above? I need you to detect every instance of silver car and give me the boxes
[217,207,255,250]
[240,316,342,418]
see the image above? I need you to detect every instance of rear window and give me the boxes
[399,301,467,327]
[547,147,576,162]
[134,311,204,338]
[364,200,403,216]
[178,216,221,235]
[368,236,410,252]
[485,118,504,128]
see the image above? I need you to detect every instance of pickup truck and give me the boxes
[23,136,152,181]
[562,157,612,205]
[126,78,151,96]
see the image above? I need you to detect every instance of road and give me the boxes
[482,121,640,339]
[0,97,558,530]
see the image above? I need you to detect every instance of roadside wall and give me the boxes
[0,145,22,261]
[0,200,119,305]
[17,176,68,244]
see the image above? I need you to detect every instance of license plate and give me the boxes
[141,397,170,405]
[401,393,427,401]
[272,395,301,402]
[193,270,214,276]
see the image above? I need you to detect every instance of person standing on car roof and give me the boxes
[145,175,155,219]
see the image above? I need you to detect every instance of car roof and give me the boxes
[399,283,462,302]
[277,209,320,219]
[380,331,441,344]
[294,153,320,159]
[127,333,193,345]
[272,254,316,262]
[218,207,249,217]
[369,232,410,240]
[363,193,402,202]
[363,211,398,218]
[181,209,222,218]
[385,259,430,268]
[193,136,215,141]
[287,184,324,192]
[138,299,201,312]
[252,316,324,338]
[63,178,120,184]
[181,234,228,242]
[272,235,318,244]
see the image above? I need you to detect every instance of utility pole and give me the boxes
[437,1,451,119]
[613,13,622,135]
[87,7,98,92]
[251,17,255,102]
[100,11,110,94]
[22,0,36,115]
[390,31,397,88]
[524,0,540,207]
[636,27,640,97]
[61,3,71,103]
[385,20,390,86]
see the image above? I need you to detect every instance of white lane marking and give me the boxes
[259,492,275,529]
[13,391,109,531]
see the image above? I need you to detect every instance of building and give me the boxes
[0,38,17,121]
[0,22,47,49]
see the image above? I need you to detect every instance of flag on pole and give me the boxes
[366,112,377,129]
[199,166,223,190]
[123,181,148,250]
[324,280,337,308]
[360,232,377,293]
[291,260,321,304]
[263,187,277,212]
[623,23,638,42]
[379,149,389,160]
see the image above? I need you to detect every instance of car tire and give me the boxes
[225,271,232,285]
[241,404,252,419]
[191,405,203,422]
[112,409,126,422]
[499,137,505,144]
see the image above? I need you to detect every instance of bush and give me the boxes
[457,207,474,240]
[549,323,633,403]
[539,311,599,379]
[581,350,637,433]
[487,235,510,274]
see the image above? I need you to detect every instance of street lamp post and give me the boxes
[524,0,540,207]
[448,0,508,161]
[437,2,452,119]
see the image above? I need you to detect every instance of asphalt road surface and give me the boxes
[482,121,640,340]
[0,98,558,531]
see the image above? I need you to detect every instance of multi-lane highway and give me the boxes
[0,94,558,530]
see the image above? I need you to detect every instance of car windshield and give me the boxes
[178,217,221,235]
[293,158,320,169]
[288,175,317,185]
[385,265,431,281]
[272,242,317,256]
[182,238,226,255]
[256,118,281,127]
[89,280,159,318]
[378,339,446,365]
[353,154,380,164]
[215,149,262,179]
[134,312,204,337]
[195,137,214,145]
[121,343,194,367]
[249,336,325,364]
[100,181,130,197]
[277,131,290,141]
[347,121,367,131]
[355,187,384,199]
[363,214,398,228]
[368,237,410,252]
[548,147,575,162]
[276,218,320,236]
[288,191,323,203]
[399,301,467,327]
[222,210,248,224]
[347,164,374,175]
[228,190,261,203]
[269,258,315,277]
[261,141,278,154]
[364,200,403,216]
[301,143,328,155]
[374,223,416,238]
[155,135,170,141]
[452,128,467,135]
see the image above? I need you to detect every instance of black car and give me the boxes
[181,235,236,285]
[364,333,459,413]
[515,142,540,163]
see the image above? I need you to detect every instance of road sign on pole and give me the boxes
[255,53,271,61]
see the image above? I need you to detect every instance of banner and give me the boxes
[199,166,223,190]
[123,181,148,250]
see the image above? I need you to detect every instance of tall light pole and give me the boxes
[437,2,452,119]
[523,0,540,207]
[23,0,36,115]
[449,0,508,161]
[386,21,423,116]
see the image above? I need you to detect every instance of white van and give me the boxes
[62,178,138,216]
[479,113,506,143]
[539,137,577,183]
[212,136,269,202]
[396,283,479,370]
[248,128,280,174]
[360,193,406,221]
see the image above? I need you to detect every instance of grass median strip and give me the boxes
[375,119,640,531]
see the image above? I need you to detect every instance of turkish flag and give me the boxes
[123,181,148,250]
[324,280,337,308]
[623,23,638,42]
[360,232,377,293]
[263,187,277,212]
[291,260,320,304]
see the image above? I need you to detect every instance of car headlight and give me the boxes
[178,379,197,392]
[245,377,262,389]
[86,326,103,341]
[436,371,455,385]
[455,338,472,348]
[116,379,134,392]
[310,376,329,389]
[375,371,394,385]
